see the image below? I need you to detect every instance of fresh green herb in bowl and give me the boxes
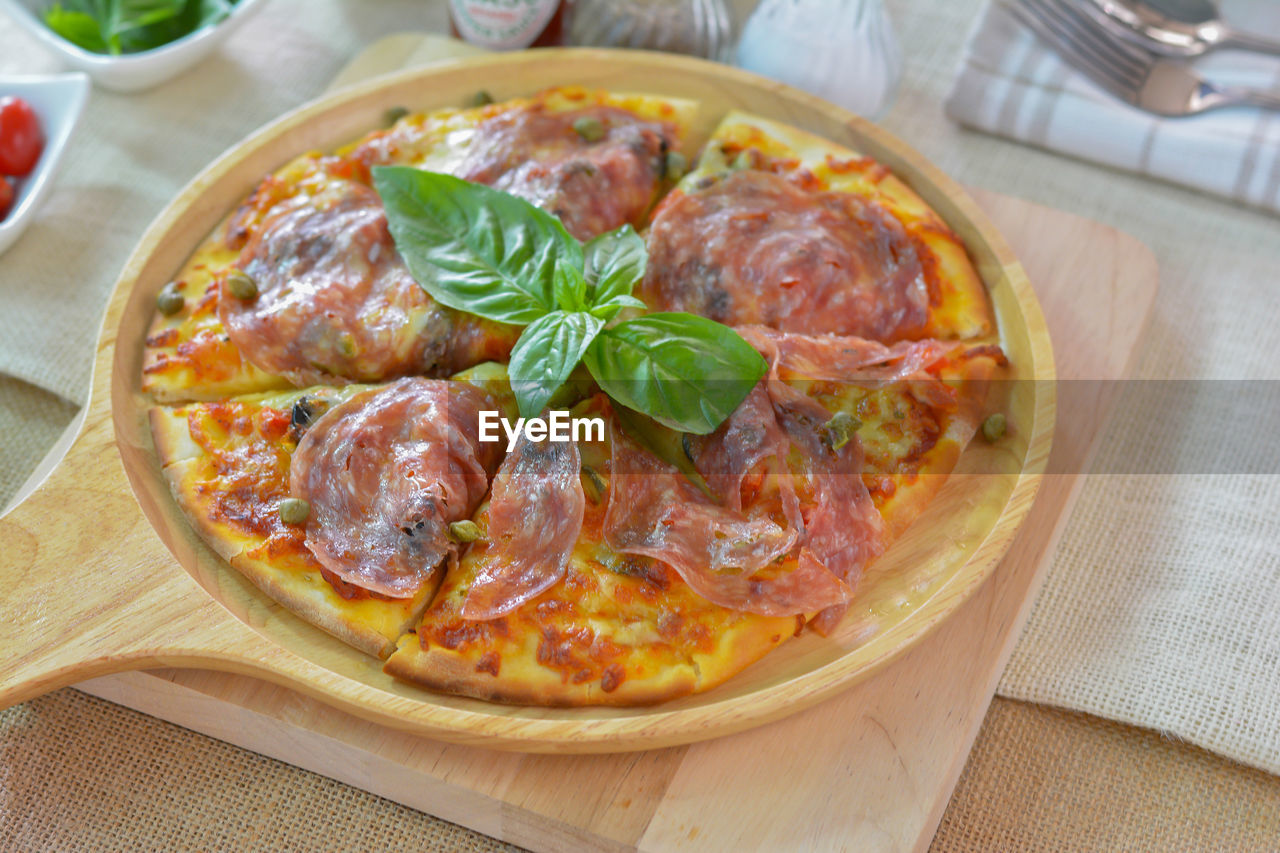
[44,0,241,55]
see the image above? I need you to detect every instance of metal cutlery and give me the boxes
[1007,0,1280,115]
[1083,0,1280,59]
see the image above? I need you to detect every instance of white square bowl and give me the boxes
[0,72,89,256]
[0,0,270,93]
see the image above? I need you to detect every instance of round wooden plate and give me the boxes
[0,50,1054,753]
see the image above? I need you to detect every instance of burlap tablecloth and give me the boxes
[4,0,1280,848]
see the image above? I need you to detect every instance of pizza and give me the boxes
[144,87,1006,706]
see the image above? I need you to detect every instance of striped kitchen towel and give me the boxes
[945,0,1280,215]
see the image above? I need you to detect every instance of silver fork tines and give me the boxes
[1007,0,1152,103]
[1003,0,1280,116]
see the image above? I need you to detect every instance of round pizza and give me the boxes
[144,86,1007,706]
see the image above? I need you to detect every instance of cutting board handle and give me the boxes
[0,414,238,707]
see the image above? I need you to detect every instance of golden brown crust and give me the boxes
[230,541,436,660]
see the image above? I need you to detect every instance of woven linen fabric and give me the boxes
[933,698,1280,851]
[944,0,1280,215]
[0,689,524,853]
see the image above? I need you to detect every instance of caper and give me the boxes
[731,150,754,171]
[225,269,258,301]
[680,433,696,462]
[449,519,484,543]
[982,412,1007,442]
[336,332,359,359]
[156,283,185,316]
[580,465,607,504]
[278,497,310,525]
[573,115,605,142]
[821,411,862,451]
[384,106,410,127]
[469,90,495,107]
[664,150,687,181]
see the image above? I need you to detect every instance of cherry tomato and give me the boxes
[0,176,13,220]
[0,97,44,178]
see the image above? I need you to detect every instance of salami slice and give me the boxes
[738,326,957,384]
[458,104,674,241]
[642,170,930,341]
[740,325,968,411]
[689,383,803,529]
[604,421,852,617]
[460,435,586,620]
[219,179,508,387]
[289,378,500,598]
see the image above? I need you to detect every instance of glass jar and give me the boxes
[568,0,735,62]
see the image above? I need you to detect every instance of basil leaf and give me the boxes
[552,263,587,313]
[374,166,582,325]
[590,293,646,321]
[508,311,604,418]
[584,313,767,434]
[584,225,646,306]
[43,0,235,55]
[44,7,111,53]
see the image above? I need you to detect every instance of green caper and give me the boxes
[982,412,1007,442]
[469,90,495,107]
[225,269,258,301]
[731,150,754,171]
[449,519,483,543]
[580,465,607,505]
[278,497,310,525]
[573,115,605,143]
[820,411,862,451]
[384,106,410,127]
[156,283,185,316]
[664,150,687,181]
[680,433,696,462]
[336,332,359,359]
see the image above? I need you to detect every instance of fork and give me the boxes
[1004,0,1280,116]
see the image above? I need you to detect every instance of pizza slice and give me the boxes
[143,87,700,403]
[383,394,811,706]
[149,363,516,658]
[638,110,994,343]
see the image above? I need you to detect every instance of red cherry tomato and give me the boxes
[0,176,13,220]
[0,97,44,178]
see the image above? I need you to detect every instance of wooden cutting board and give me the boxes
[72,181,1157,851]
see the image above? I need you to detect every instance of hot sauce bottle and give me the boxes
[448,0,573,49]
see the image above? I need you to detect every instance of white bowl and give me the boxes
[0,0,270,93]
[0,72,88,257]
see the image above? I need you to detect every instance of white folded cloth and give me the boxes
[945,0,1280,215]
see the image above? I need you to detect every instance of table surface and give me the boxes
[3,0,1280,850]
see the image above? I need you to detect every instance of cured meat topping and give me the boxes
[461,435,586,620]
[289,378,500,598]
[457,104,675,241]
[603,419,852,618]
[641,170,930,341]
[219,179,510,387]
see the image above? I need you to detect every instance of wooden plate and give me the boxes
[0,50,1054,753]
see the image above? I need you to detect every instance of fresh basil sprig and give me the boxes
[44,0,238,56]
[374,166,766,434]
